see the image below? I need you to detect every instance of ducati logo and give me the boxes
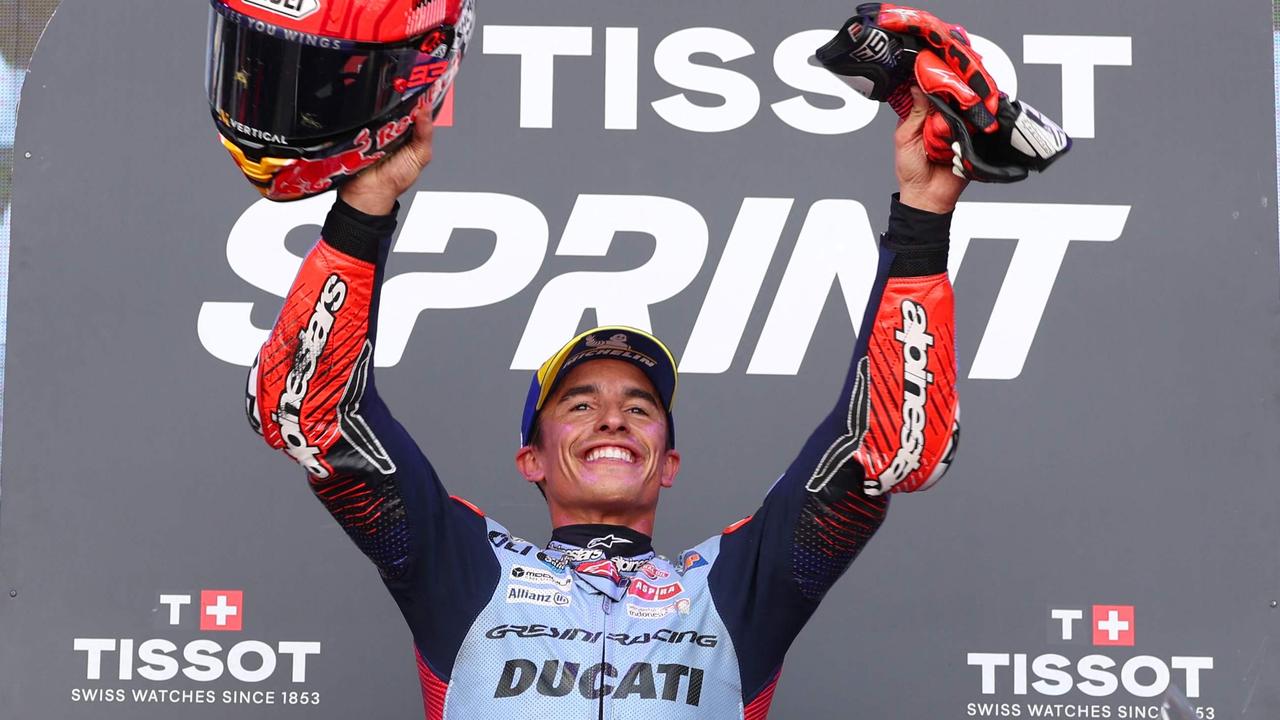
[243,0,321,21]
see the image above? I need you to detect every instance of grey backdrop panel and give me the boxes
[1,1,1277,718]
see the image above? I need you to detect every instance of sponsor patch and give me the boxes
[509,564,572,590]
[576,558,622,584]
[638,562,670,580]
[626,598,692,620]
[678,551,708,574]
[628,579,684,602]
[505,585,571,608]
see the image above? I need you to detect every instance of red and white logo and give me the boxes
[638,562,670,580]
[576,558,622,584]
[199,589,244,632]
[1091,604,1134,647]
[243,0,321,21]
[628,579,684,602]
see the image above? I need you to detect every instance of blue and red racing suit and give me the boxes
[245,195,960,719]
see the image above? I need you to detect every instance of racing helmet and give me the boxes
[205,0,474,201]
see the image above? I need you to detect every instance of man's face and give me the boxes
[515,359,680,525]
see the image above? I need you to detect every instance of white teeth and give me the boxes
[586,446,634,463]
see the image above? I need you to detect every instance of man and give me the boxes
[247,84,959,718]
[243,3,1074,712]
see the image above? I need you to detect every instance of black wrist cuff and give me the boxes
[883,193,951,277]
[322,198,400,263]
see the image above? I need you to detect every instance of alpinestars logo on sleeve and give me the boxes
[875,299,935,493]
[275,274,347,478]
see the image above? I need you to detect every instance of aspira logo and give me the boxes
[965,604,1215,719]
[197,195,1129,381]
[71,590,323,708]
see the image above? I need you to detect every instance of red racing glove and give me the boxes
[815,3,1071,183]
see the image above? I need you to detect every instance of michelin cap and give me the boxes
[521,326,678,448]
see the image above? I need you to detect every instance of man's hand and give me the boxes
[896,86,967,214]
[338,107,434,215]
[817,3,1070,184]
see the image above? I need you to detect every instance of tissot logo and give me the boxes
[70,588,324,703]
[963,603,1215,718]
[243,0,320,21]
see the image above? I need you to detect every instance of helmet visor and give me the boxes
[206,4,452,146]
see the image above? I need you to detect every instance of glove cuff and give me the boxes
[883,193,951,277]
[323,197,401,263]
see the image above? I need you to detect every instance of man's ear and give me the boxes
[659,449,681,489]
[515,445,545,483]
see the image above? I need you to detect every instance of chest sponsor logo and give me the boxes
[505,585,571,608]
[628,579,684,602]
[495,660,704,706]
[485,624,716,648]
[638,562,670,580]
[576,558,622,584]
[509,565,572,590]
[613,556,652,572]
[626,598,693,620]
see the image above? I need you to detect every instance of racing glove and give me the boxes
[815,3,1071,183]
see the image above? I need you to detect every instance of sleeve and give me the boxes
[706,194,960,707]
[244,197,499,682]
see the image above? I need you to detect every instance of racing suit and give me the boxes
[245,195,959,719]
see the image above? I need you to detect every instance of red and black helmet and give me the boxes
[205,0,474,201]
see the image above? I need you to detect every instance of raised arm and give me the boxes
[243,111,499,688]
[694,87,964,710]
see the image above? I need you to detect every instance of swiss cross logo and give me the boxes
[1092,604,1134,646]
[199,590,244,632]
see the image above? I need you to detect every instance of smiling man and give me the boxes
[516,332,682,533]
[243,18,996,720]
[247,92,959,717]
